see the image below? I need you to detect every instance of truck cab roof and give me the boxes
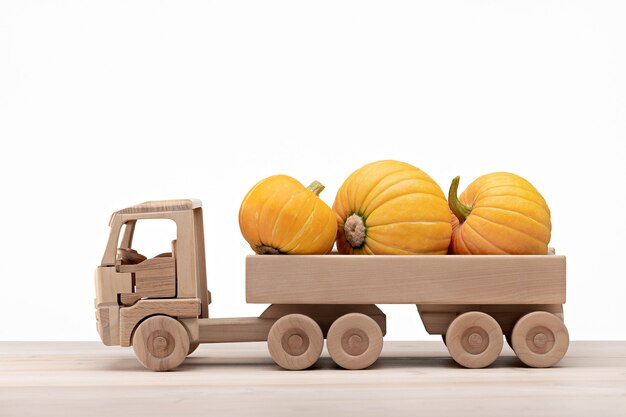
[115,199,202,215]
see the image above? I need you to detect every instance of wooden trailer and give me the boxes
[95,199,568,371]
[246,253,568,369]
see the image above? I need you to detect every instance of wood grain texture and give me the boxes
[193,209,210,319]
[0,342,624,417]
[246,254,566,304]
[445,311,504,368]
[115,199,202,214]
[119,257,177,305]
[132,316,190,371]
[119,299,201,347]
[267,314,324,370]
[94,266,132,305]
[417,304,563,334]
[326,313,384,370]
[511,311,569,367]
[259,304,387,337]
[118,256,175,273]
[94,304,119,346]
[198,317,275,343]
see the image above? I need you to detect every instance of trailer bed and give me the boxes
[246,254,566,305]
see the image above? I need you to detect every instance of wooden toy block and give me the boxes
[115,199,202,214]
[94,199,569,371]
[119,299,201,347]
[119,294,142,305]
[199,317,275,343]
[118,257,177,305]
[95,267,132,305]
[118,256,175,273]
[95,304,120,346]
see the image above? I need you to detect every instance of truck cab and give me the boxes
[94,199,209,347]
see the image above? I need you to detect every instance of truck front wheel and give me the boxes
[267,314,323,370]
[132,316,190,371]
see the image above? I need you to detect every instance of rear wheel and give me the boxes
[267,314,323,370]
[446,311,503,368]
[511,311,569,368]
[132,316,190,371]
[327,313,383,370]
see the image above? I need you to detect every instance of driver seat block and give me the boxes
[118,255,177,305]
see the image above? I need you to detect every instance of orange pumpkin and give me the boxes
[333,160,452,255]
[239,175,336,254]
[448,173,551,254]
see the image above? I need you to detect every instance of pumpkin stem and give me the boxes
[306,181,325,196]
[344,213,366,248]
[448,176,472,224]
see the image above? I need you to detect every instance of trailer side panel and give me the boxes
[246,255,566,305]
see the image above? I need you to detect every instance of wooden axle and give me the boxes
[198,317,274,343]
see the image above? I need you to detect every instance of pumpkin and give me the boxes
[239,175,336,254]
[448,173,551,254]
[332,160,452,255]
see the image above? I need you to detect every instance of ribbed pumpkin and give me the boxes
[239,175,336,254]
[333,160,452,255]
[448,173,551,254]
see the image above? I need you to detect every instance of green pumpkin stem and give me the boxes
[448,176,472,224]
[307,180,325,196]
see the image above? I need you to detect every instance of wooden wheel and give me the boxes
[442,334,447,346]
[446,311,503,368]
[327,313,383,370]
[132,316,190,371]
[267,314,323,370]
[511,311,569,368]
[188,341,200,356]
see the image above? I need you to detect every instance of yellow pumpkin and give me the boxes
[333,160,452,255]
[448,173,551,254]
[239,175,336,254]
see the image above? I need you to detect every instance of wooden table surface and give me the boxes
[1,341,625,417]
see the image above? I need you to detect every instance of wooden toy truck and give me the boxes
[95,199,569,371]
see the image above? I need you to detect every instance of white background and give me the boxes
[1,1,624,341]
